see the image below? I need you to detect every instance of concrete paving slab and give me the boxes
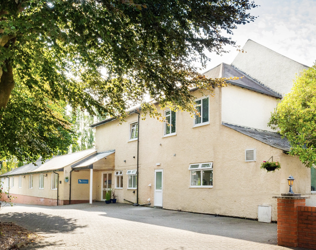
[0,202,306,249]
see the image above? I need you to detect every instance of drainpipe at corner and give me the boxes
[134,110,140,206]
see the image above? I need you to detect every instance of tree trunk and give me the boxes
[0,33,16,109]
[0,61,15,109]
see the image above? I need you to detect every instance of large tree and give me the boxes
[0,0,257,162]
[269,65,316,168]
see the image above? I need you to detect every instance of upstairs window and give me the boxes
[115,171,123,189]
[39,174,44,189]
[165,110,176,135]
[29,175,33,189]
[127,170,137,189]
[189,163,213,187]
[194,97,209,126]
[130,123,138,140]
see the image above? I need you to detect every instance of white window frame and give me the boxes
[126,170,137,189]
[19,176,22,188]
[194,96,210,127]
[129,122,138,141]
[29,175,33,189]
[245,149,256,162]
[115,171,123,189]
[10,177,14,188]
[51,173,58,190]
[164,109,176,136]
[39,173,44,189]
[189,162,213,188]
[6,177,9,189]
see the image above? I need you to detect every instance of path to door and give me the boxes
[0,203,300,250]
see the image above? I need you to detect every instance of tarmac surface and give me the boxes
[0,202,305,249]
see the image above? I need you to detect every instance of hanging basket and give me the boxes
[260,161,281,172]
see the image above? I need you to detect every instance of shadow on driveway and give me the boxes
[0,211,87,249]
[0,212,85,234]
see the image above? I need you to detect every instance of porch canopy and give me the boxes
[71,150,115,169]
[71,150,115,205]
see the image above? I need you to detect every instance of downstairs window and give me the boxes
[189,163,213,187]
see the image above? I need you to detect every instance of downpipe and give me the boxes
[69,169,74,205]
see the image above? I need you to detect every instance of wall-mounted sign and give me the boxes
[78,179,89,184]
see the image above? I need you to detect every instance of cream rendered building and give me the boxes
[1,40,315,222]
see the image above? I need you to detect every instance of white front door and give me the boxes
[101,172,112,200]
[154,169,163,207]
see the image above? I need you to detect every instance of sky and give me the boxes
[203,0,316,72]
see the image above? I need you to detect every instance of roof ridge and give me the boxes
[222,122,290,152]
[230,65,282,98]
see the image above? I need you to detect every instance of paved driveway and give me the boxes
[0,202,297,249]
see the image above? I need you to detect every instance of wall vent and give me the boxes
[245,149,256,162]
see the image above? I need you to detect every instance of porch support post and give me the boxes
[89,168,93,204]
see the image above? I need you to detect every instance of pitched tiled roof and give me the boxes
[223,64,282,98]
[0,159,44,177]
[205,63,282,98]
[32,148,96,172]
[0,149,97,177]
[222,122,291,152]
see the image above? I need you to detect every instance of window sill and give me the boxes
[189,186,213,189]
[115,187,123,190]
[52,188,57,190]
[163,133,177,138]
[127,188,137,190]
[39,188,44,190]
[128,138,138,143]
[311,191,316,194]
[193,122,210,128]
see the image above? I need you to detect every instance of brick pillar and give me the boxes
[276,197,306,247]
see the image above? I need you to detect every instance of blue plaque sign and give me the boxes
[78,179,89,184]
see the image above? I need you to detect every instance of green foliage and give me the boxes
[269,65,316,167]
[0,81,75,163]
[0,0,257,162]
[260,161,281,172]
[0,158,22,175]
[69,108,97,153]
[105,191,111,201]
